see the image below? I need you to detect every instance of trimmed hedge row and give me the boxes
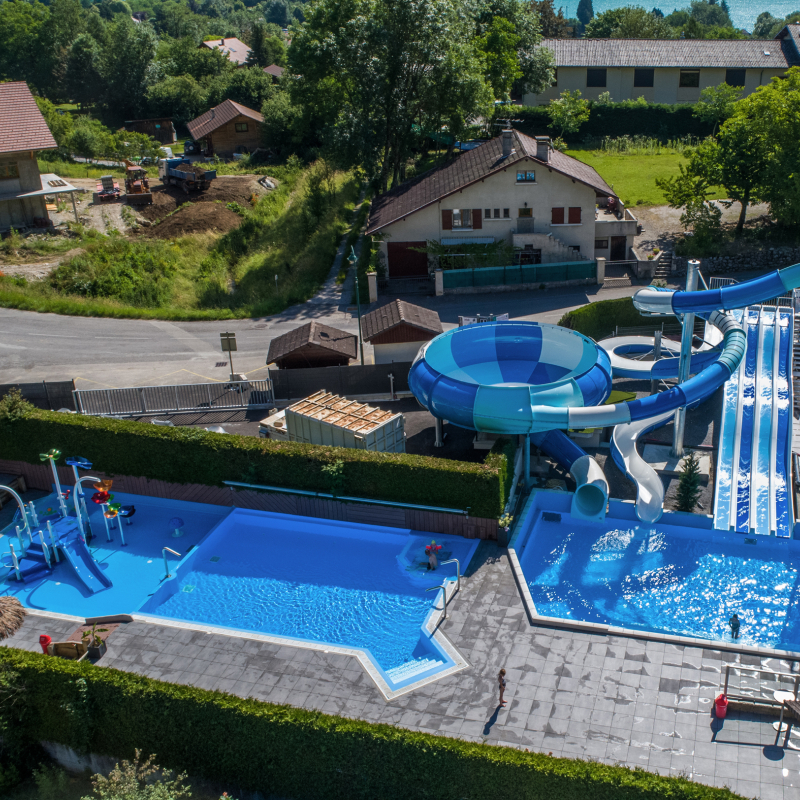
[558,297,648,341]
[506,104,714,143]
[0,648,744,800]
[0,409,507,519]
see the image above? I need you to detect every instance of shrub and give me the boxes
[0,648,745,800]
[0,408,506,519]
[558,297,649,341]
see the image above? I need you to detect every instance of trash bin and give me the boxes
[715,693,728,719]
[39,634,52,654]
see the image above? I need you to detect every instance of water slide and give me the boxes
[61,534,112,593]
[409,264,800,526]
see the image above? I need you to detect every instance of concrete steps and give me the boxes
[385,657,444,683]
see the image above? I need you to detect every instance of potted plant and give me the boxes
[83,624,108,659]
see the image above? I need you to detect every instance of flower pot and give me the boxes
[88,640,107,660]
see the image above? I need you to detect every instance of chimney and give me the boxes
[535,136,550,163]
[501,129,513,158]
[211,108,215,119]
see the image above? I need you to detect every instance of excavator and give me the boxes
[123,160,152,205]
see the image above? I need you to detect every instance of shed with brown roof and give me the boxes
[264,64,285,80]
[186,99,264,157]
[267,322,358,369]
[363,300,443,364]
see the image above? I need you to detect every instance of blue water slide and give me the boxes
[775,310,793,536]
[61,536,112,593]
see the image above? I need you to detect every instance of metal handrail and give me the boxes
[426,584,448,619]
[162,547,181,579]
[723,664,800,700]
[440,558,460,592]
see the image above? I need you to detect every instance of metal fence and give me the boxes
[269,362,412,403]
[442,261,595,290]
[73,380,274,417]
[0,380,76,411]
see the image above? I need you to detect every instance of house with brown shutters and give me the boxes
[266,321,357,369]
[365,129,638,278]
[186,99,264,157]
[362,300,443,364]
[526,26,799,106]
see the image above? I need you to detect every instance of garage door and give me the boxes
[387,241,428,277]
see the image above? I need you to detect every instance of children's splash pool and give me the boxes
[2,492,477,692]
[512,494,800,652]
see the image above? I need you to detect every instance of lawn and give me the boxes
[0,163,363,320]
[564,147,689,207]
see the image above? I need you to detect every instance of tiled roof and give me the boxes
[540,35,798,69]
[362,300,443,341]
[201,37,252,65]
[366,130,613,235]
[775,24,800,62]
[267,322,357,363]
[186,99,264,141]
[264,64,285,78]
[0,82,57,155]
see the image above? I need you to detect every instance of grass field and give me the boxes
[0,163,362,320]
[564,148,688,207]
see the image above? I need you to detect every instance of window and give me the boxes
[503,208,510,218]
[633,68,654,88]
[586,68,607,88]
[595,238,609,250]
[726,69,746,87]
[494,208,500,218]
[485,208,491,219]
[0,161,19,180]
[569,245,581,254]
[551,207,565,225]
[235,122,249,132]
[516,170,536,182]
[568,207,581,224]
[679,70,700,88]
[518,207,532,218]
[452,208,472,228]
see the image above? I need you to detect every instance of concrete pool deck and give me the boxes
[5,541,800,800]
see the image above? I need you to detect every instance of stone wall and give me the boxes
[674,247,800,276]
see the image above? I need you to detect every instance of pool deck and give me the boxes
[5,541,800,800]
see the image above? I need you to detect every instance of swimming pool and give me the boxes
[512,493,800,652]
[139,509,479,690]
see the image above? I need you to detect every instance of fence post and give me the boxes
[42,381,53,410]
[596,257,606,285]
[434,269,443,296]
[367,271,378,303]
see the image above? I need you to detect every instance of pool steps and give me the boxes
[385,656,445,682]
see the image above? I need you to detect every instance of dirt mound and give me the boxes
[146,202,243,239]
[138,175,269,222]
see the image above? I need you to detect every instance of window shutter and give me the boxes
[472,209,482,229]
[442,209,453,230]
[568,207,581,224]
[551,207,564,225]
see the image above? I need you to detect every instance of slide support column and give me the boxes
[672,259,700,458]
[525,434,531,491]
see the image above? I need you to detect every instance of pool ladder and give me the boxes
[425,558,461,621]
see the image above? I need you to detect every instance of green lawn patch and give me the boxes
[559,296,649,341]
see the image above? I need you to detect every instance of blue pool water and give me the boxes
[517,502,800,651]
[139,509,478,680]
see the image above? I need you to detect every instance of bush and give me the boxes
[0,649,745,800]
[506,102,714,144]
[0,408,506,519]
[558,297,649,341]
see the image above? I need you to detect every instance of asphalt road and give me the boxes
[0,282,642,389]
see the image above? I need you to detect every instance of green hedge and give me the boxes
[0,409,505,519]
[559,297,649,341]
[0,649,744,800]
[507,104,714,144]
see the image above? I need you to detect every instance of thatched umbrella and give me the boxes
[0,596,26,640]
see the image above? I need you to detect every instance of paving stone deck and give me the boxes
[6,541,800,799]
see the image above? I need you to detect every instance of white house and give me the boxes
[365,129,637,277]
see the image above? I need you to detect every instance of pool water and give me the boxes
[518,510,800,650]
[140,509,478,677]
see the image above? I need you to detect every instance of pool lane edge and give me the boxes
[507,491,800,665]
[133,578,471,703]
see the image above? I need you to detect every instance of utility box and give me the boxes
[281,390,405,452]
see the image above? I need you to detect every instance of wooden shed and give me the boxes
[267,321,357,369]
[362,300,443,364]
[186,99,263,158]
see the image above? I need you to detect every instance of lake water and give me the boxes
[560,0,794,32]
